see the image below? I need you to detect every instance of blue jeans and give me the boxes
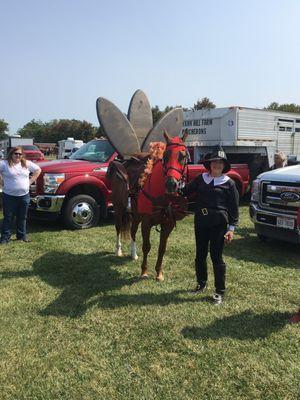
[1,193,30,241]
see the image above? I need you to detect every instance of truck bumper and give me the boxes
[30,195,65,213]
[249,203,300,244]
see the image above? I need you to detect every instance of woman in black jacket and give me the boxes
[183,146,239,305]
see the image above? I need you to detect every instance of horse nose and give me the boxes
[165,177,178,194]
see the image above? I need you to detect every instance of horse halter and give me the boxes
[163,139,187,180]
[163,138,187,194]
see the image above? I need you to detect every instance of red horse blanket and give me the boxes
[138,160,165,214]
[137,160,187,221]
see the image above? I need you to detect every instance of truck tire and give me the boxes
[63,194,100,229]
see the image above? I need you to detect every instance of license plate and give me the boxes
[276,216,295,230]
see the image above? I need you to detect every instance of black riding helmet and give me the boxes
[203,145,231,173]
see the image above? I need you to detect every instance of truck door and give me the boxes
[276,118,295,155]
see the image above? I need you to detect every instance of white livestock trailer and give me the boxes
[183,107,300,181]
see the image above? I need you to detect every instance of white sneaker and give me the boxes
[212,293,223,305]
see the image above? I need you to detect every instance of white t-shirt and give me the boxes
[0,160,41,196]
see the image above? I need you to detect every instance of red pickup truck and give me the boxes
[23,145,45,162]
[29,138,249,229]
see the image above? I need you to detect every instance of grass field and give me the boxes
[0,205,299,400]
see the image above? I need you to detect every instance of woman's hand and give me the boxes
[29,169,41,185]
[224,230,234,243]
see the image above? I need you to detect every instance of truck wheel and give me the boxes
[63,195,100,229]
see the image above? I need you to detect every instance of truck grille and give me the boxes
[260,181,300,213]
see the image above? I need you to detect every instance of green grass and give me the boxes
[0,206,299,400]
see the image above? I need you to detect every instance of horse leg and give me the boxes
[114,210,123,256]
[155,222,175,282]
[140,217,151,278]
[115,229,123,257]
[130,214,140,260]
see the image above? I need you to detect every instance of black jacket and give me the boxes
[183,174,239,227]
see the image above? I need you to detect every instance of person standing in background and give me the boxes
[270,151,287,170]
[0,146,41,244]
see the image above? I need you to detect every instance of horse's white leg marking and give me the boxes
[130,240,138,260]
[115,234,123,256]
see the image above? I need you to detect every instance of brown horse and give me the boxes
[107,131,188,281]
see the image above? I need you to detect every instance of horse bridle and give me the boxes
[162,142,188,183]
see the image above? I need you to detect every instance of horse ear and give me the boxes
[163,129,171,143]
[182,129,189,142]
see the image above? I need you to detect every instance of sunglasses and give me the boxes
[14,152,23,156]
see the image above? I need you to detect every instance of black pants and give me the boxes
[194,214,227,294]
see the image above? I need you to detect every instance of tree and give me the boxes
[265,102,279,111]
[193,97,216,110]
[19,119,98,143]
[18,119,47,141]
[0,118,9,140]
[96,125,106,138]
[44,119,97,143]
[151,105,178,125]
[265,102,300,113]
[151,106,164,125]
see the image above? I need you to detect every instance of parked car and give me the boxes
[22,145,45,162]
[29,138,250,229]
[250,165,300,244]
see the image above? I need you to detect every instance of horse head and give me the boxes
[163,130,188,195]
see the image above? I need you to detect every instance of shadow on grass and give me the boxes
[1,251,131,317]
[182,310,290,340]
[1,251,198,318]
[34,251,136,317]
[26,212,115,233]
[0,216,63,234]
[224,235,300,269]
[0,211,116,235]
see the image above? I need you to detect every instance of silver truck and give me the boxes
[250,165,300,244]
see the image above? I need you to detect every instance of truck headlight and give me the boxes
[43,173,65,194]
[251,179,260,202]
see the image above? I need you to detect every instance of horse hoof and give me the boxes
[131,255,138,261]
[140,274,149,279]
[115,250,123,257]
[156,275,164,282]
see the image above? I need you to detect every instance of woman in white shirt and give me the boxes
[0,146,41,244]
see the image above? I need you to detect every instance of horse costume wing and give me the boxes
[127,90,153,148]
[96,97,141,157]
[141,107,184,152]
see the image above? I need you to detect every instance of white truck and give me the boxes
[57,138,84,159]
[250,165,300,244]
[183,107,300,183]
[0,136,34,157]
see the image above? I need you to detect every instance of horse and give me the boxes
[106,130,188,281]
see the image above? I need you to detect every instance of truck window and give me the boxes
[70,140,114,162]
[22,145,39,151]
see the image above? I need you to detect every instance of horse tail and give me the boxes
[107,161,132,238]
[120,207,132,238]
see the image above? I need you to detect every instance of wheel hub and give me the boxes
[72,202,93,226]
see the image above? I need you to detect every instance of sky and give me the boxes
[1,0,300,134]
